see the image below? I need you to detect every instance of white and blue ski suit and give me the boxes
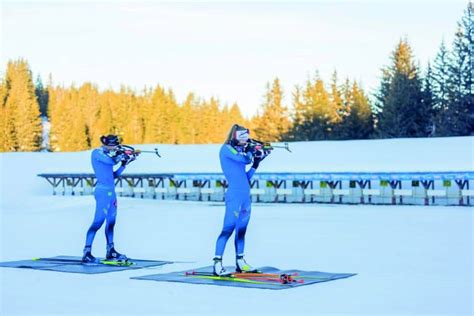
[84,148,125,248]
[215,144,256,257]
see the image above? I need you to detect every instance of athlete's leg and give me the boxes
[215,193,240,257]
[104,191,117,245]
[84,189,109,247]
[234,195,252,256]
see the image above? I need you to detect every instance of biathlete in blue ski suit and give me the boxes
[82,134,135,263]
[213,124,270,275]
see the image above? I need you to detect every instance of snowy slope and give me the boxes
[0,137,473,316]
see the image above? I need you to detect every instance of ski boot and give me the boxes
[213,257,227,276]
[106,243,128,262]
[82,246,100,264]
[236,255,258,273]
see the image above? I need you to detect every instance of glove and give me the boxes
[243,151,253,163]
[255,149,271,158]
[112,153,124,162]
[252,156,262,169]
[119,154,131,166]
[244,143,256,154]
[252,149,270,169]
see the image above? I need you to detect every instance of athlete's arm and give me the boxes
[93,149,116,165]
[246,167,256,180]
[223,145,252,164]
[113,165,125,178]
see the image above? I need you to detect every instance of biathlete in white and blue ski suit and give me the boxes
[213,124,270,275]
[82,134,136,263]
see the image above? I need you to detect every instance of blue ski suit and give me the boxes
[84,147,125,248]
[215,144,256,257]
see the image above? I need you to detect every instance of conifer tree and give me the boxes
[302,75,335,140]
[432,41,452,136]
[65,87,89,151]
[150,85,167,143]
[228,103,247,130]
[287,85,306,140]
[141,87,157,144]
[445,2,473,135]
[351,82,374,138]
[96,90,115,139]
[199,97,222,143]
[35,75,49,117]
[143,86,179,143]
[179,93,199,144]
[422,63,436,136]
[124,92,145,145]
[329,71,344,122]
[3,60,42,151]
[76,83,101,147]
[336,80,374,139]
[49,86,88,151]
[164,88,181,144]
[252,78,291,141]
[0,77,9,151]
[376,39,430,138]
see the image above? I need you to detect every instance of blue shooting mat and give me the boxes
[131,266,356,290]
[0,256,172,274]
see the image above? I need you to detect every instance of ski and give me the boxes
[185,274,287,286]
[233,272,303,284]
[32,257,135,266]
[184,270,272,277]
[185,271,303,284]
[99,259,134,267]
[185,271,233,277]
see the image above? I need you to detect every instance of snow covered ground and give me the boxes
[1,137,473,315]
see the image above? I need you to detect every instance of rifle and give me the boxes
[117,144,162,158]
[247,139,292,153]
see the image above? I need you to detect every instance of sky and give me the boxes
[1,0,469,117]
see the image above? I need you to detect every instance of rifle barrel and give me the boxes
[269,142,292,153]
[139,148,161,157]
